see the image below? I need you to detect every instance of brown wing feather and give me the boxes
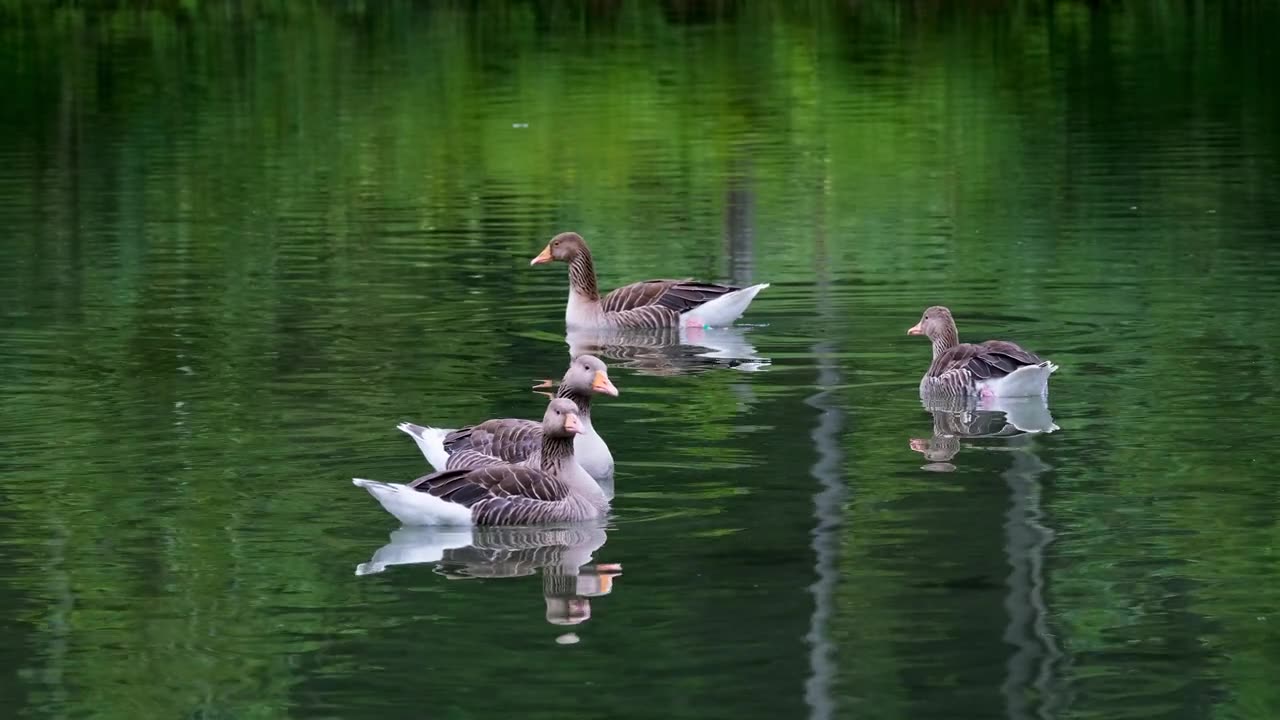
[930,341,1045,379]
[600,280,682,313]
[442,419,542,463]
[444,449,507,471]
[409,465,571,526]
[604,305,682,329]
[653,281,741,313]
[601,279,741,314]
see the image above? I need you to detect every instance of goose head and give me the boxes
[562,354,619,397]
[530,232,588,266]
[543,398,585,438]
[907,305,958,341]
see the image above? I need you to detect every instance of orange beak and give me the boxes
[591,370,619,396]
[530,245,553,266]
[907,322,924,336]
[564,412,583,434]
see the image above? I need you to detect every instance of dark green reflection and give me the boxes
[1,2,1278,719]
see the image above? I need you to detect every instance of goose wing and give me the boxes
[930,341,1045,380]
[444,448,509,471]
[442,419,542,463]
[409,465,571,526]
[601,279,741,314]
[598,305,682,329]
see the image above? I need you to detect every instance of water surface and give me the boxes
[2,3,1279,719]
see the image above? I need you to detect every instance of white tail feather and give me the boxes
[980,361,1058,398]
[397,422,453,471]
[680,283,769,327]
[352,478,473,526]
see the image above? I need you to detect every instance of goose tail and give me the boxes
[682,283,769,328]
[397,422,453,471]
[983,361,1058,398]
[352,478,473,526]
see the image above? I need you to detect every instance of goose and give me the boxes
[397,355,618,481]
[908,306,1058,399]
[530,231,769,329]
[353,398,609,526]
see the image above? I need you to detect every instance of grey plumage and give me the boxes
[440,355,612,472]
[909,305,1056,397]
[534,231,764,329]
[600,278,742,316]
[399,398,609,526]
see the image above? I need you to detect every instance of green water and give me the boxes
[2,2,1279,718]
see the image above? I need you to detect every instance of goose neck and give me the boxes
[568,251,600,302]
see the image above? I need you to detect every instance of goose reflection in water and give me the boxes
[565,324,769,376]
[355,526,620,628]
[906,393,1069,715]
[910,393,1059,471]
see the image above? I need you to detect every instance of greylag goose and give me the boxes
[353,398,609,526]
[530,231,769,329]
[397,355,618,481]
[908,306,1058,399]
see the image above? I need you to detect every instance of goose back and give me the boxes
[408,464,603,525]
[442,380,610,478]
[443,420,540,464]
[601,279,742,315]
[444,448,508,470]
[922,341,1047,396]
[928,340,1045,380]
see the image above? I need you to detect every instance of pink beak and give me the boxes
[907,322,924,336]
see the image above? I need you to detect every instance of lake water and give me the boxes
[2,3,1279,718]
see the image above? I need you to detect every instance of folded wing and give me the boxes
[931,341,1046,380]
[442,419,542,463]
[410,464,572,526]
[601,279,741,314]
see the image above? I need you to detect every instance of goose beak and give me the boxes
[530,245,554,266]
[564,412,583,434]
[591,370,619,396]
[907,322,924,336]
